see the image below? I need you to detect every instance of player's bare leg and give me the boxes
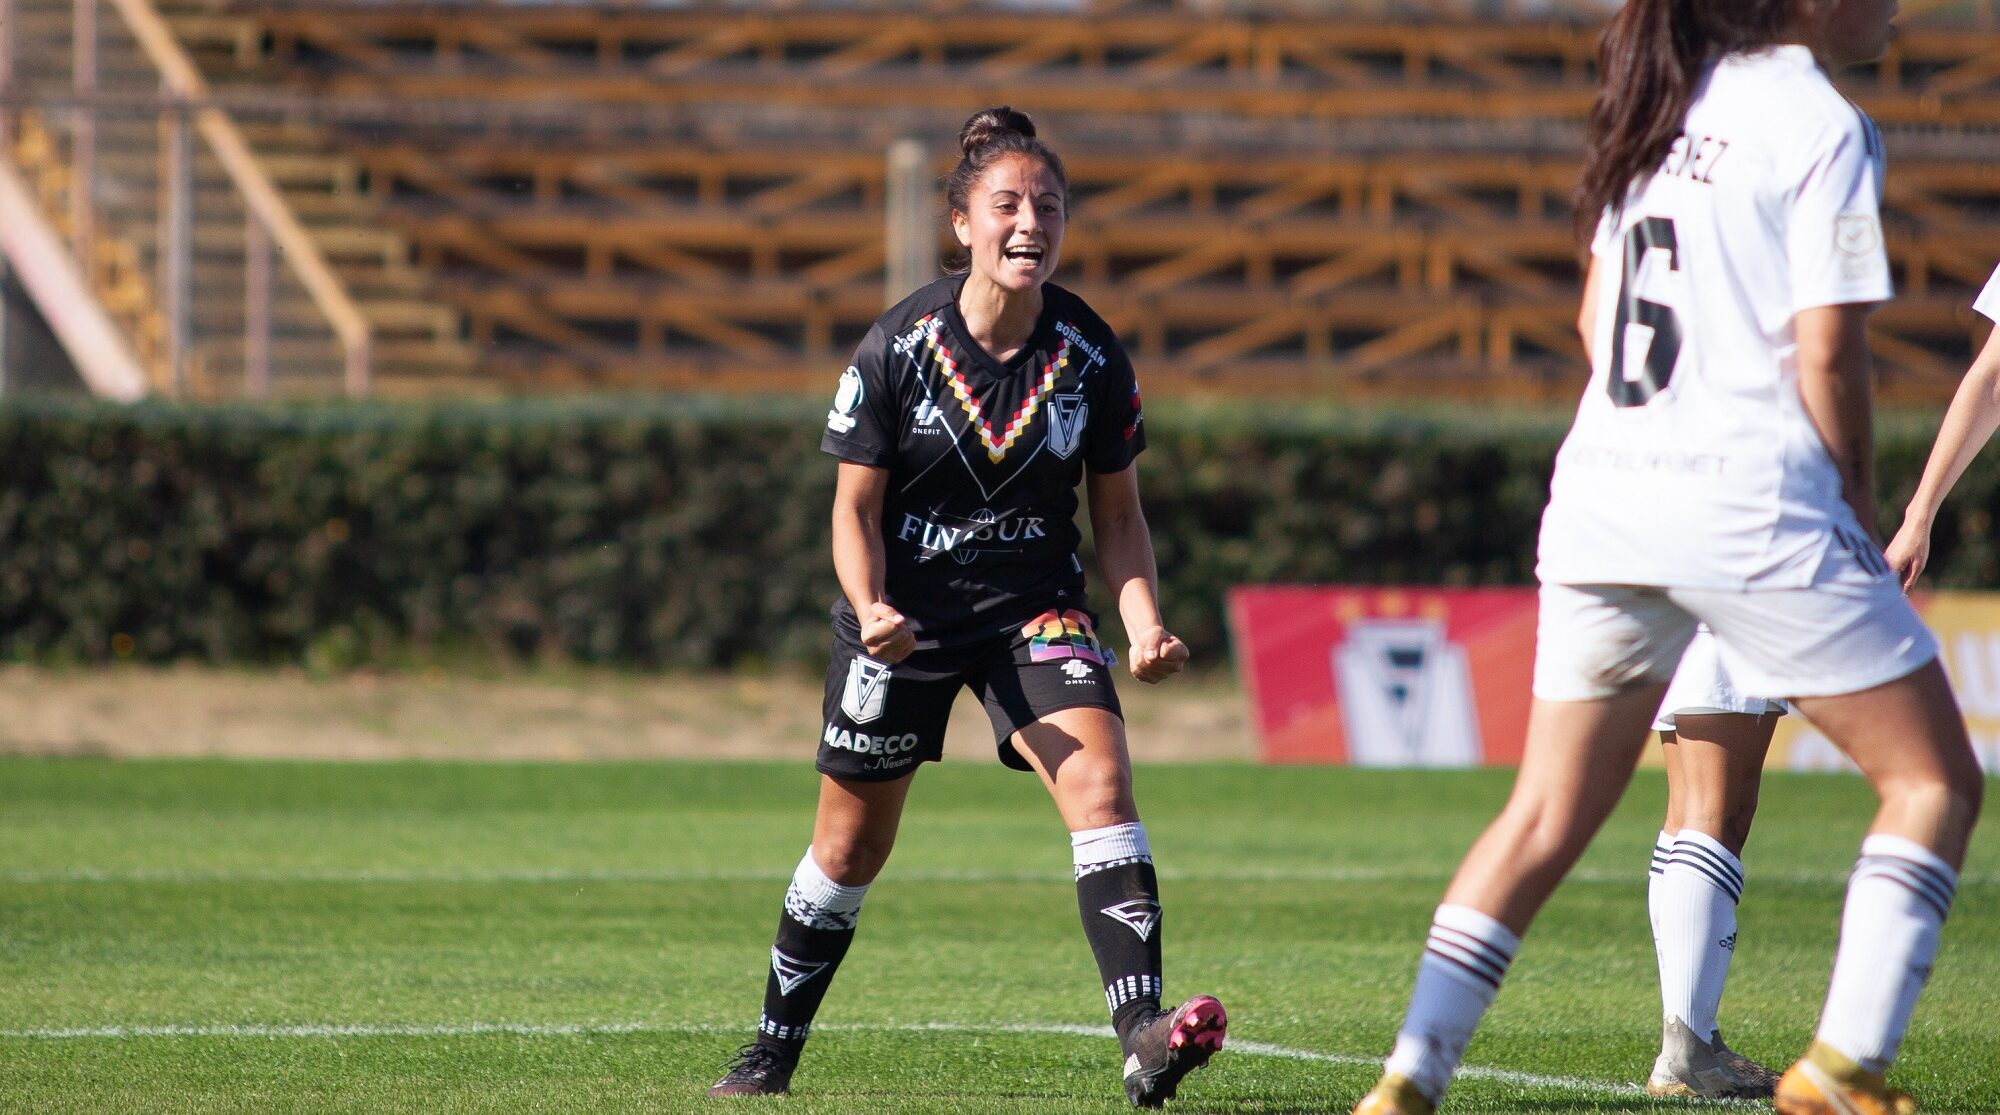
[1775,663,1982,1115]
[1013,708,1226,1108]
[1355,684,1664,1115]
[711,772,917,1097]
[1650,713,1780,1099]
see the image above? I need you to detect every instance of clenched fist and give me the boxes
[860,601,916,663]
[1127,625,1190,684]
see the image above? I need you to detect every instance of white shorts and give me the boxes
[1533,543,1938,703]
[1650,627,1788,732]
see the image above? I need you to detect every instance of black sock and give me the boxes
[1076,853,1165,1044]
[755,851,867,1051]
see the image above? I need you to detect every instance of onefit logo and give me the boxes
[823,723,920,757]
[1061,659,1094,682]
[912,399,948,432]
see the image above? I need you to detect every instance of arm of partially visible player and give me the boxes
[1795,301,1882,541]
[831,460,915,663]
[1887,323,2000,589]
[1086,464,1187,684]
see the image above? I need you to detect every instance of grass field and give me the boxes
[2,759,1995,1114]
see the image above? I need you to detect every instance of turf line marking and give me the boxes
[0,1019,1647,1098]
[5,866,1993,887]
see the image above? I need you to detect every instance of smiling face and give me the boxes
[951,153,1066,294]
[1805,0,1899,66]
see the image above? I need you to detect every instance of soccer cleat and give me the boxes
[707,1041,800,1097]
[1714,1028,1782,1097]
[1774,1041,1918,1115]
[1647,1017,1777,1099]
[1351,1073,1436,1115]
[1121,994,1227,1108]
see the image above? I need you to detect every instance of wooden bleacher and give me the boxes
[138,0,2000,399]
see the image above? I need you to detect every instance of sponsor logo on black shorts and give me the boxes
[822,723,920,758]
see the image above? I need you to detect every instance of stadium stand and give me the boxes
[3,0,1997,398]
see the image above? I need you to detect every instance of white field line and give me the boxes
[2,866,1992,887]
[0,1018,1648,1098]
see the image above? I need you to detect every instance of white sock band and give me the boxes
[1657,829,1742,1042]
[1815,834,1959,1073]
[1384,904,1520,1104]
[785,847,869,930]
[1071,822,1152,876]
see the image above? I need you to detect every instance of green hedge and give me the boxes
[1,396,1992,669]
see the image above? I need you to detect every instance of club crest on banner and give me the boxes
[841,656,892,723]
[1334,616,1482,767]
[1047,393,1089,460]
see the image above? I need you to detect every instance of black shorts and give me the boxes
[816,606,1124,782]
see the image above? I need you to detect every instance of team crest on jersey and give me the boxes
[841,656,892,723]
[826,366,864,433]
[1046,393,1089,460]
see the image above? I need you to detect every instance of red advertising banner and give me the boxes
[1228,586,1538,766]
[1231,585,2000,772]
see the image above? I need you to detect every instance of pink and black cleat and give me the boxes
[1121,994,1228,1108]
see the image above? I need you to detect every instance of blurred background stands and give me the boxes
[0,0,1996,401]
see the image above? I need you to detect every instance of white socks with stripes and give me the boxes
[1814,834,1959,1073]
[1384,904,1521,1105]
[1652,828,1742,1043]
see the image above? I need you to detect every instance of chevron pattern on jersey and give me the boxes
[924,325,1070,463]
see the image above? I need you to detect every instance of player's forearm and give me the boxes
[830,505,889,615]
[1796,306,1880,531]
[1092,509,1165,635]
[1904,340,2000,529]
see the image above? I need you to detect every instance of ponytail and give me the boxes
[1574,0,1792,245]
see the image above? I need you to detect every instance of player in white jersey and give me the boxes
[1643,636,1787,1099]
[1885,264,2000,587]
[1353,3,1983,1115]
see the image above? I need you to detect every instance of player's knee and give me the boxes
[812,834,895,884]
[1882,769,1983,840]
[1060,761,1135,830]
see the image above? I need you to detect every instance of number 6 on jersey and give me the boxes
[1609,217,1683,408]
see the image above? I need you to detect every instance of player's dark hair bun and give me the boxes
[940,105,1069,276]
[958,106,1037,157]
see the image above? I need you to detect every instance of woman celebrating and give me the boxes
[1353,3,1982,1114]
[709,107,1226,1107]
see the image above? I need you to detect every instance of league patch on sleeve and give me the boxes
[1834,213,1882,280]
[826,366,864,434]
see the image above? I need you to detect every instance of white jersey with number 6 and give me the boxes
[1538,46,1891,591]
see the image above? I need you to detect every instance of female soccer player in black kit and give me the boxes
[708,107,1227,1108]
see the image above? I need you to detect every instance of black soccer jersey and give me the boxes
[821,275,1145,649]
